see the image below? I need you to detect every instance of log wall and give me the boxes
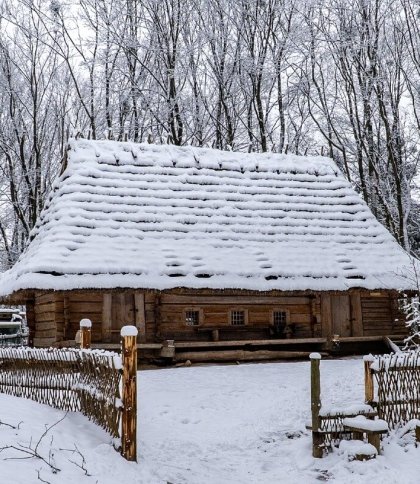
[30,289,407,346]
[361,293,406,336]
[33,292,59,347]
[156,293,319,341]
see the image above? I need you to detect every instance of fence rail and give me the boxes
[0,321,138,461]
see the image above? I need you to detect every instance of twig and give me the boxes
[37,469,52,484]
[59,444,91,476]
[0,412,68,474]
[0,444,60,472]
[35,412,68,455]
[0,420,22,430]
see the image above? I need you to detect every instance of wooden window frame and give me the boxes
[183,308,203,327]
[229,308,248,326]
[271,309,290,326]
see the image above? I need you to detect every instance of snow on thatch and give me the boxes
[0,139,415,294]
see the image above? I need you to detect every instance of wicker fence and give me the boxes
[0,347,122,437]
[365,351,420,429]
[0,321,138,461]
[310,351,420,458]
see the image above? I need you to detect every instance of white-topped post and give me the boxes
[121,325,138,462]
[310,353,323,458]
[79,318,92,349]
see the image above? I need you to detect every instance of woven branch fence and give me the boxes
[0,322,138,461]
[0,347,122,438]
[365,351,420,429]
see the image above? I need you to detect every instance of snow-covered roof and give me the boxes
[0,139,416,295]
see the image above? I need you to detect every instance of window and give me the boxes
[185,310,200,326]
[271,310,289,336]
[230,310,246,326]
[273,311,287,328]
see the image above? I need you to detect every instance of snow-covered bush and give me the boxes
[401,295,420,349]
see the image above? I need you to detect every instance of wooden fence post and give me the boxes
[364,355,374,403]
[310,352,323,458]
[80,319,92,349]
[121,325,138,462]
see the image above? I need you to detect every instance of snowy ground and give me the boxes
[1,358,420,483]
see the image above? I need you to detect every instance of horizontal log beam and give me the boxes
[174,349,319,363]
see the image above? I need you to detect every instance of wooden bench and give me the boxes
[343,416,388,454]
[338,440,378,461]
[305,407,377,432]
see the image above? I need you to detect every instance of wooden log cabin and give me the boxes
[0,140,415,355]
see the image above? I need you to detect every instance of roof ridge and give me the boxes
[67,138,340,176]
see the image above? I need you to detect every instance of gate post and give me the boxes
[310,353,323,458]
[364,355,374,403]
[121,325,138,461]
[80,319,92,349]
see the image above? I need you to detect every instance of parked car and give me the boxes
[0,308,28,346]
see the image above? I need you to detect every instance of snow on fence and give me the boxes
[365,351,420,429]
[310,354,378,458]
[0,346,121,437]
[0,321,138,462]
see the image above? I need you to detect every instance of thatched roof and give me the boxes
[0,139,415,295]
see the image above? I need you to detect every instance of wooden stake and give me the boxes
[80,319,92,349]
[121,325,138,462]
[416,425,420,443]
[364,357,374,403]
[310,353,323,458]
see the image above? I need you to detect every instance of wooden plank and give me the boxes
[135,293,146,342]
[337,334,407,342]
[26,299,36,347]
[90,343,163,350]
[160,302,311,313]
[112,293,135,330]
[33,329,57,339]
[35,307,55,323]
[68,302,103,313]
[174,337,327,348]
[35,293,56,305]
[102,294,112,343]
[35,321,58,331]
[174,349,314,363]
[54,295,64,342]
[160,294,312,305]
[67,293,103,303]
[331,295,351,336]
[33,337,57,347]
[35,303,55,313]
[290,314,312,324]
[320,294,332,339]
[351,292,363,337]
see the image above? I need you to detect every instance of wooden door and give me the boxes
[331,295,351,337]
[102,292,136,343]
[111,293,136,342]
[102,292,146,343]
